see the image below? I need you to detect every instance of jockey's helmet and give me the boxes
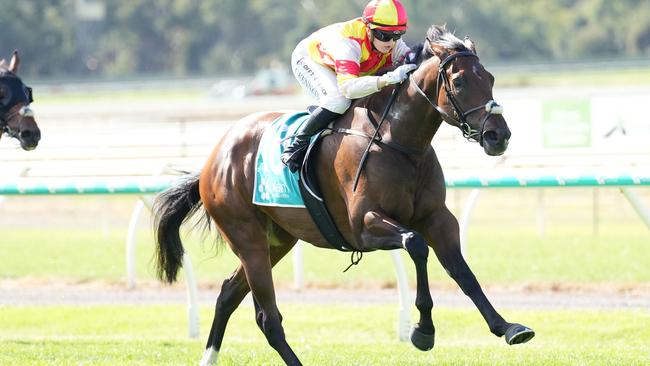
[362,0,408,33]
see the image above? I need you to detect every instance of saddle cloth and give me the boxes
[253,111,310,207]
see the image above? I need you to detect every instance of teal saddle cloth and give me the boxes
[253,111,311,208]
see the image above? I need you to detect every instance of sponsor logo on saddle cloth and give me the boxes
[253,111,314,207]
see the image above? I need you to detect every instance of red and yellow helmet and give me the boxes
[362,0,408,32]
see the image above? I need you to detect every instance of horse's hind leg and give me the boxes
[200,265,248,366]
[422,207,535,345]
[239,240,302,365]
[201,239,296,366]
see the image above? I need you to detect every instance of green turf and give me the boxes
[0,304,648,365]
[1,222,649,287]
[1,188,648,287]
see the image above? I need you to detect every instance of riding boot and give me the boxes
[280,107,342,173]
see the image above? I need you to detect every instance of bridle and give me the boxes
[409,50,503,144]
[348,49,505,191]
[1,106,35,139]
[0,72,34,138]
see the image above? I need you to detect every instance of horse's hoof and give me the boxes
[505,323,535,345]
[410,326,435,351]
[199,346,219,366]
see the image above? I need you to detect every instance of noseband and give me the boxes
[409,51,503,144]
[1,106,35,139]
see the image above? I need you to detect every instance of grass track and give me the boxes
[1,304,649,365]
[2,191,648,364]
[1,223,649,287]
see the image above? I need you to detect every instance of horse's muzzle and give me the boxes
[482,127,510,156]
[19,129,40,150]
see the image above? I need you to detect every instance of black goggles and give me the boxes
[372,29,405,42]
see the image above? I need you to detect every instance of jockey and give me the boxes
[281,0,417,172]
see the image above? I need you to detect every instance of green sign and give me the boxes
[542,99,591,148]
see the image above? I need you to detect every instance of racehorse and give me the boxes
[154,25,534,366]
[0,51,40,150]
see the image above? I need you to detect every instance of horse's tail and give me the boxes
[153,172,204,283]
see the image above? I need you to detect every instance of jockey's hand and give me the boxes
[379,64,418,87]
[405,50,418,65]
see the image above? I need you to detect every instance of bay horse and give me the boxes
[0,51,40,150]
[154,25,534,366]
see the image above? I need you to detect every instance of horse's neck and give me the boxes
[382,84,442,152]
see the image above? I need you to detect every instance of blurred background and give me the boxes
[3,0,650,78]
[1,1,649,364]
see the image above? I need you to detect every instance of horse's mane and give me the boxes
[354,25,473,109]
[411,25,473,65]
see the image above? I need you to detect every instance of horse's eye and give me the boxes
[452,78,462,90]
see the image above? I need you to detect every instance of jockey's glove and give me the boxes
[404,50,418,65]
[378,64,418,87]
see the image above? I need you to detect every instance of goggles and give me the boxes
[372,29,405,42]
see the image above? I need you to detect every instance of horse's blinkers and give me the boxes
[0,74,33,114]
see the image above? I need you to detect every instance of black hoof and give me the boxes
[410,326,435,351]
[505,323,535,345]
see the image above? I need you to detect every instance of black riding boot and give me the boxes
[280,107,342,173]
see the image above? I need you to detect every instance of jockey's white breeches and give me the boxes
[291,40,351,114]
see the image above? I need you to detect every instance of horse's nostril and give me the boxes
[20,130,32,140]
[19,129,41,142]
[483,130,498,143]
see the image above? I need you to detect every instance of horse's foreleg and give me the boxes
[423,207,535,345]
[359,211,435,351]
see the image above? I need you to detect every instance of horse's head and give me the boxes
[0,51,40,151]
[411,26,510,156]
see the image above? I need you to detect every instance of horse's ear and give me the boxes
[464,36,477,54]
[9,50,20,74]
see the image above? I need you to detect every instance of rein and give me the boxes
[409,51,503,144]
[350,80,405,192]
[328,51,504,194]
